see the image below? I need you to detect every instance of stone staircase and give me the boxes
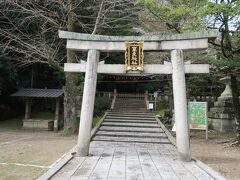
[113,98,147,112]
[92,112,170,144]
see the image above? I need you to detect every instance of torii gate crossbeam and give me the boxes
[64,63,209,74]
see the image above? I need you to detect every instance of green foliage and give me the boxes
[76,73,84,86]
[58,116,64,129]
[0,58,17,96]
[210,57,240,68]
[63,128,73,137]
[198,1,240,17]
[137,0,208,32]
[93,116,101,126]
[186,75,210,96]
[137,0,240,74]
[156,100,169,110]
[94,97,111,117]
[0,117,23,129]
[155,109,167,117]
[31,111,54,119]
[0,58,26,119]
[53,69,65,86]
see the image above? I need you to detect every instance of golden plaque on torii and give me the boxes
[125,42,144,71]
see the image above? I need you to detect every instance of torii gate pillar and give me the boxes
[77,49,99,156]
[171,49,191,161]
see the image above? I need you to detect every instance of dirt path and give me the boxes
[0,127,77,180]
[191,131,240,180]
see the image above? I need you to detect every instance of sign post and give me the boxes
[188,102,208,140]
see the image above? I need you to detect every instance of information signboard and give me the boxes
[149,103,154,110]
[188,102,208,139]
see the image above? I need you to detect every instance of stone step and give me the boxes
[115,100,144,101]
[114,102,145,104]
[106,115,156,121]
[96,131,167,138]
[113,110,147,113]
[108,112,154,116]
[114,102,145,105]
[104,119,157,124]
[114,106,146,108]
[113,108,146,111]
[114,108,146,110]
[114,104,145,106]
[115,101,145,105]
[106,114,154,117]
[99,126,163,133]
[113,110,147,112]
[115,102,145,104]
[114,105,145,106]
[101,122,160,128]
[107,111,155,118]
[92,136,170,144]
[95,134,167,139]
[114,105,145,107]
[91,110,169,145]
[114,107,146,109]
[115,100,145,102]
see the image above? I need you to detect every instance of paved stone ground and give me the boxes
[49,112,218,180]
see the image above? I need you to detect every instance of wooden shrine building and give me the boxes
[11,88,63,132]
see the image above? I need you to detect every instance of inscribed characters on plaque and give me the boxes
[125,42,144,71]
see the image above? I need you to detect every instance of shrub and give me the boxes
[94,97,111,117]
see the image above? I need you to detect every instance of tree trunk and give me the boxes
[63,0,78,133]
[230,74,240,142]
[64,51,78,132]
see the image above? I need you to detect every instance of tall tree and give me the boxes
[63,0,78,133]
[0,0,140,132]
[201,0,240,145]
[137,0,240,144]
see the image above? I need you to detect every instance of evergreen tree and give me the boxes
[137,0,240,144]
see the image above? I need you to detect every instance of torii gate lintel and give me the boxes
[64,63,209,74]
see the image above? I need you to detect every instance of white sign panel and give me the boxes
[149,103,154,110]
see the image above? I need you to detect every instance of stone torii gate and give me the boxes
[59,30,218,161]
